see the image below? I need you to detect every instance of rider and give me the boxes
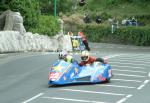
[78,31,90,51]
[79,50,107,66]
[59,50,73,63]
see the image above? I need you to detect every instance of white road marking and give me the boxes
[60,89,126,96]
[42,97,107,103]
[111,59,150,64]
[96,84,136,89]
[113,69,147,74]
[116,95,133,103]
[112,53,150,58]
[110,61,150,67]
[114,73,146,78]
[127,53,150,56]
[0,54,6,56]
[148,72,150,77]
[112,65,146,70]
[41,52,63,55]
[137,80,150,90]
[111,79,142,83]
[22,93,44,103]
[103,54,125,59]
[115,57,150,61]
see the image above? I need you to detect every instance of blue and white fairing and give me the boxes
[75,62,112,83]
[48,60,112,86]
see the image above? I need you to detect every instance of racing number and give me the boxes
[49,72,61,80]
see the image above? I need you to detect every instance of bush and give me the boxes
[29,15,60,37]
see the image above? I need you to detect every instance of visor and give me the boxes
[81,56,88,61]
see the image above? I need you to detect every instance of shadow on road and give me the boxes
[48,80,111,88]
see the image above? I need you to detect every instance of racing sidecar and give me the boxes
[48,60,112,86]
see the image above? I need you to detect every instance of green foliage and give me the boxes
[101,12,112,20]
[136,14,150,26]
[57,0,72,13]
[82,25,150,46]
[29,15,60,36]
[0,0,9,13]
[38,0,50,14]
[0,0,40,31]
[121,0,133,3]
[105,0,118,6]
[38,0,72,15]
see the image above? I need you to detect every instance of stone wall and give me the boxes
[0,31,72,53]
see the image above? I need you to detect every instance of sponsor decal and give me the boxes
[64,69,68,73]
[64,76,66,81]
[97,74,106,81]
[49,72,61,80]
[108,69,112,77]
[99,66,104,70]
[75,68,78,74]
[70,73,74,78]
[53,66,61,71]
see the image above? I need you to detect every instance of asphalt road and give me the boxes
[0,43,150,103]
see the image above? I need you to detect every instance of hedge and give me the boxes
[82,25,150,46]
[29,15,60,37]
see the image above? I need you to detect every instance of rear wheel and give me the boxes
[106,78,110,83]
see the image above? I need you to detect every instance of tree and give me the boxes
[0,0,10,13]
[72,0,78,13]
[38,0,51,15]
[0,0,40,30]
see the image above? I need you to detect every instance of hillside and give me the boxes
[62,0,150,32]
[78,0,150,16]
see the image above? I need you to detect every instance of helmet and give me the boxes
[59,51,68,59]
[103,58,108,64]
[81,50,89,61]
[78,31,83,36]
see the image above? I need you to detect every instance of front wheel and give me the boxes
[48,84,54,88]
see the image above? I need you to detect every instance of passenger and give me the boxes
[59,51,73,63]
[67,31,73,36]
[79,51,107,66]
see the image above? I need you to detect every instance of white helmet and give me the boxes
[81,50,89,61]
[59,51,68,59]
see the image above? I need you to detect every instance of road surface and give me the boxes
[0,43,150,103]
